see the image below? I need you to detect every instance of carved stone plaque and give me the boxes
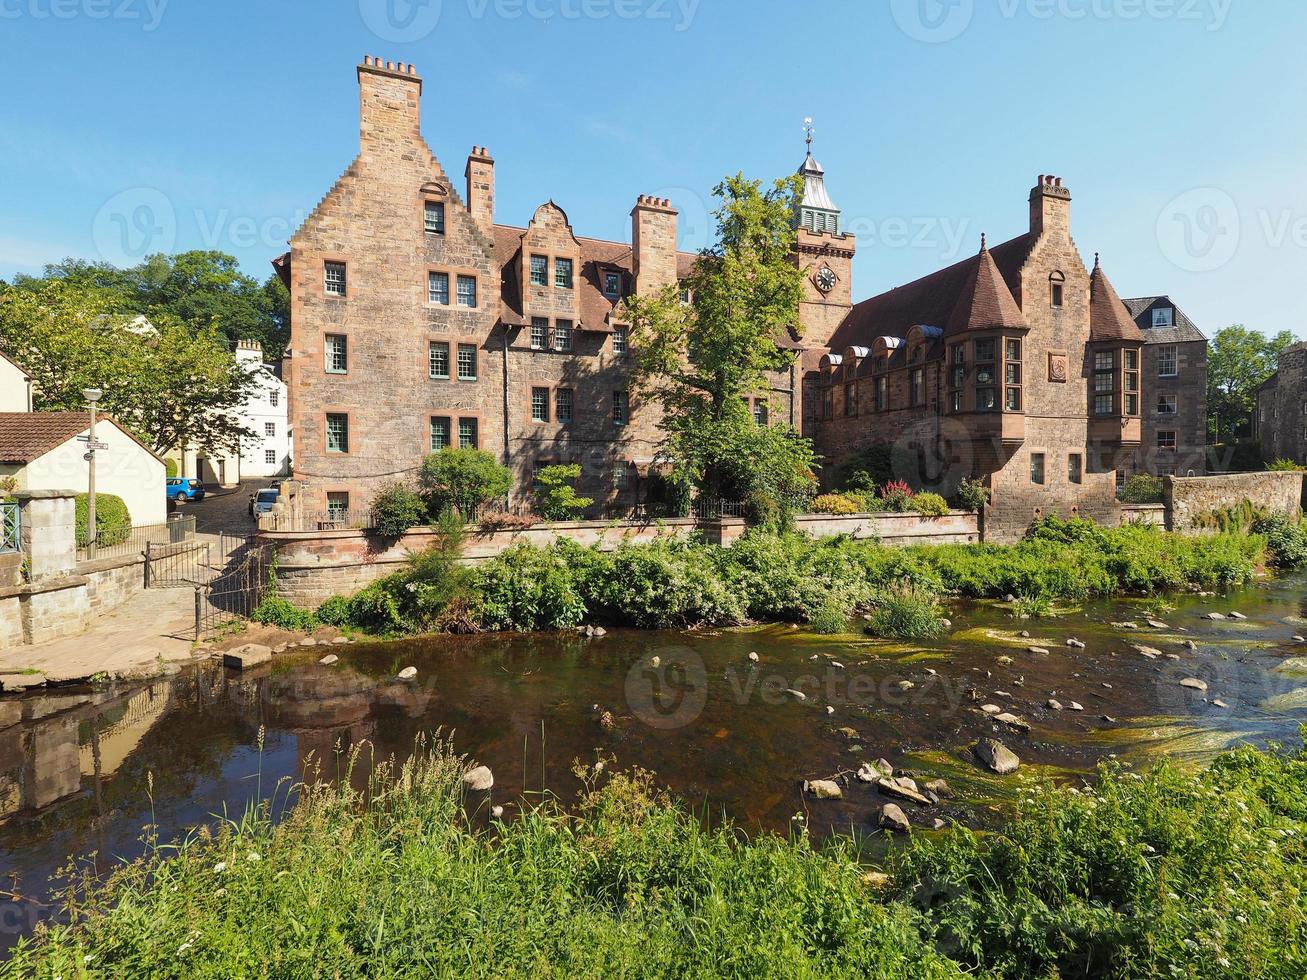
[1047,351,1068,383]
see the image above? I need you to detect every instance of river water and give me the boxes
[2,573,1306,949]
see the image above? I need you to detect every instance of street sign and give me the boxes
[83,440,110,451]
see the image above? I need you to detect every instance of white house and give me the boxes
[0,412,167,526]
[0,352,33,412]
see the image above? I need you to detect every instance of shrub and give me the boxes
[1118,474,1164,504]
[471,540,590,631]
[867,584,947,640]
[164,457,179,478]
[1252,513,1307,568]
[1267,458,1305,472]
[418,448,513,519]
[74,492,131,548]
[1011,594,1053,619]
[835,443,902,491]
[880,480,915,513]
[953,477,989,512]
[590,537,746,628]
[644,471,692,518]
[808,601,848,635]
[810,493,861,515]
[532,464,593,522]
[909,492,948,517]
[251,595,317,631]
[314,595,352,627]
[370,481,427,538]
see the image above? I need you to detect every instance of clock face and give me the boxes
[815,267,837,294]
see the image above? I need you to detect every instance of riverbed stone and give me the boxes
[981,704,1002,715]
[785,689,808,701]
[1229,612,1247,620]
[1134,645,1164,658]
[1047,698,1064,711]
[1027,647,1050,655]
[807,779,842,800]
[463,766,494,792]
[879,803,911,833]
[1146,619,1170,629]
[1180,678,1208,692]
[319,654,339,666]
[973,738,1020,774]
[397,666,418,681]
[223,644,272,671]
[877,776,930,805]
[1204,613,1227,621]
[1069,701,1084,711]
[995,712,1030,732]
[1066,639,1086,649]
[747,651,759,663]
[924,778,953,798]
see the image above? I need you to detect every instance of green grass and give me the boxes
[8,734,1307,978]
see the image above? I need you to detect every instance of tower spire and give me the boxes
[804,116,814,149]
[796,117,839,234]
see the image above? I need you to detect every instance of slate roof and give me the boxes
[0,412,94,464]
[1089,259,1144,343]
[1121,296,1207,345]
[946,238,1028,335]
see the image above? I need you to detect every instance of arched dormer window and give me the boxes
[1049,271,1066,310]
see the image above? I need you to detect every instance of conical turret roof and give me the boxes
[946,235,1028,334]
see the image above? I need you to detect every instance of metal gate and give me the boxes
[145,539,213,588]
[194,543,268,639]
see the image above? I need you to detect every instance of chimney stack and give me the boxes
[1029,173,1072,239]
[465,146,495,237]
[631,195,678,298]
[358,56,423,156]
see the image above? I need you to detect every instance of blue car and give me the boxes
[166,477,206,502]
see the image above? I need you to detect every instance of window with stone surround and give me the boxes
[844,382,857,416]
[822,387,834,419]
[1094,350,1115,415]
[1049,271,1065,309]
[1157,394,1178,415]
[324,261,347,297]
[530,255,548,287]
[1030,452,1046,485]
[612,326,629,355]
[325,334,348,374]
[555,257,574,289]
[457,344,477,381]
[556,388,574,423]
[459,418,478,450]
[1005,339,1022,411]
[753,399,769,426]
[531,387,550,423]
[326,413,349,454]
[1157,345,1178,377]
[430,416,451,451]
[554,320,573,353]
[327,492,350,521]
[948,343,965,413]
[911,367,926,408]
[604,271,622,298]
[428,271,449,306]
[613,390,629,427]
[1157,430,1177,451]
[1124,349,1140,415]
[613,463,630,491]
[875,376,888,412]
[456,275,477,308]
[429,341,450,379]
[1068,452,1083,485]
[530,317,549,350]
[424,201,445,235]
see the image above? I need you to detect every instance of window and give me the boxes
[844,382,857,417]
[1094,350,1115,414]
[325,413,349,454]
[530,255,548,287]
[1030,452,1046,485]
[326,492,350,521]
[1050,271,1065,309]
[613,463,630,491]
[911,367,926,408]
[458,418,478,450]
[457,343,477,381]
[428,271,450,305]
[975,338,996,362]
[1152,307,1174,328]
[612,326,629,355]
[976,386,997,412]
[531,387,550,423]
[1124,349,1140,416]
[456,275,477,308]
[556,388,574,423]
[530,317,549,350]
[1157,345,1178,377]
[429,341,450,379]
[324,261,347,297]
[1068,453,1083,485]
[948,344,965,413]
[822,387,834,419]
[555,257,574,289]
[604,271,622,298]
[875,376,888,412]
[269,390,279,408]
[1095,394,1114,416]
[679,286,692,305]
[424,201,445,235]
[1158,430,1177,451]
[430,416,451,451]
[951,390,964,413]
[325,334,348,374]
[265,449,276,465]
[613,390,629,426]
[753,399,769,426]
[1005,338,1022,411]
[554,319,573,353]
[1157,394,1178,415]
[265,422,276,437]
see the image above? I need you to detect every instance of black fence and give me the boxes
[194,543,268,639]
[79,515,196,563]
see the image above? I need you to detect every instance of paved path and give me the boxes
[0,587,197,689]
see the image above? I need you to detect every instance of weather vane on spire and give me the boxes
[804,117,814,148]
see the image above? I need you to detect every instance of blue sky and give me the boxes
[2,0,1304,336]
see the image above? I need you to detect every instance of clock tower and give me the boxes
[794,119,855,350]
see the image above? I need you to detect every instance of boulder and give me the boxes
[878,803,911,833]
[1211,698,1229,709]
[896,680,915,692]
[747,651,760,663]
[807,779,843,800]
[877,777,930,805]
[931,818,948,830]
[1180,677,1208,692]
[972,738,1020,775]
[1134,645,1164,659]
[1068,701,1084,712]
[1146,620,1170,629]
[1204,613,1227,621]
[784,689,808,701]
[397,666,418,681]
[318,654,339,666]
[980,704,1002,715]
[995,712,1030,732]
[1047,698,1064,711]
[223,644,272,671]
[872,757,894,777]
[463,766,494,792]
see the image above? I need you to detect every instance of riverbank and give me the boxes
[6,733,1304,978]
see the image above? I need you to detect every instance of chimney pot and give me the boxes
[364,55,372,66]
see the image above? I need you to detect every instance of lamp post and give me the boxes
[83,388,102,559]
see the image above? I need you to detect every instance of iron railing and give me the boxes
[77,515,196,562]
[1,502,19,554]
[195,545,268,639]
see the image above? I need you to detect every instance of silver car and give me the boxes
[251,488,280,519]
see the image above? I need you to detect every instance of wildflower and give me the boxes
[248,851,262,863]
[1217,958,1231,968]
[213,861,227,874]
[215,888,227,898]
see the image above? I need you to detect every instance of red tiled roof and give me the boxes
[0,412,93,464]
[1089,259,1144,343]
[946,239,1028,335]
[828,233,1033,350]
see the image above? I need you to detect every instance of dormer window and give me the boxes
[1050,271,1066,309]
[555,257,574,290]
[604,271,622,299]
[1153,307,1174,328]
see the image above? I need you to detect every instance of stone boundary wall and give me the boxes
[1120,503,1166,527]
[1165,471,1305,532]
[266,511,982,607]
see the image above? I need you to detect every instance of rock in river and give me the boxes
[1180,677,1208,692]
[318,654,339,666]
[924,778,953,798]
[397,666,418,681]
[463,766,494,792]
[879,803,911,833]
[973,738,1020,775]
[877,777,930,805]
[807,779,843,800]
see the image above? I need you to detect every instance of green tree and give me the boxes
[1208,324,1294,443]
[625,173,816,512]
[532,464,593,521]
[418,448,513,519]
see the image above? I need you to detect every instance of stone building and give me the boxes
[1121,297,1208,478]
[1255,341,1307,465]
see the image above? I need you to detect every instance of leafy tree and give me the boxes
[370,481,428,537]
[625,173,815,513]
[418,448,513,519]
[532,464,593,521]
[1207,324,1294,443]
